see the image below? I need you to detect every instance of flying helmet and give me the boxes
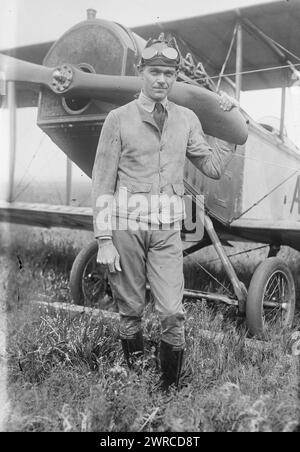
[139,33,182,68]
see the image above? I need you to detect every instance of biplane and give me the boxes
[0,0,300,338]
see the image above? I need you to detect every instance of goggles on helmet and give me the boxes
[141,46,179,62]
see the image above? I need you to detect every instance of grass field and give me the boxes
[1,223,299,432]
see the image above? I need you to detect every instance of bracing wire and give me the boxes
[234,152,300,173]
[230,169,299,222]
[267,36,300,63]
[203,245,269,265]
[183,248,233,296]
[216,24,238,92]
[14,147,63,201]
[15,134,45,191]
[200,62,300,82]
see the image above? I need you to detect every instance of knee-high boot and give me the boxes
[159,340,184,389]
[121,330,144,369]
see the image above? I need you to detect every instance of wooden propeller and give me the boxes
[0,53,248,145]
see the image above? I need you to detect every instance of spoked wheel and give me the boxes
[70,240,115,309]
[246,257,296,338]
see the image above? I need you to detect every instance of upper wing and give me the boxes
[1,41,54,65]
[0,41,54,107]
[133,0,300,91]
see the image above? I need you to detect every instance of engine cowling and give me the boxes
[37,17,145,177]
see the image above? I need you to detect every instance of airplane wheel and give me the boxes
[246,257,295,338]
[69,240,113,307]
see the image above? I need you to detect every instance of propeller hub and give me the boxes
[51,64,73,93]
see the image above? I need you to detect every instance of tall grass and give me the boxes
[2,224,300,432]
[6,301,299,432]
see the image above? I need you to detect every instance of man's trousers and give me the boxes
[108,225,185,347]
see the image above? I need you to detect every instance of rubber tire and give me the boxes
[246,257,296,338]
[70,240,102,306]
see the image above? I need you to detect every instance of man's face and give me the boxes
[139,65,177,101]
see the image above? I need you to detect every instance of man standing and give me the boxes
[92,35,237,389]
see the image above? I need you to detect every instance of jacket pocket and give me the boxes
[116,182,152,217]
[172,183,185,196]
[122,182,152,193]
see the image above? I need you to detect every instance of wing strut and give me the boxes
[235,20,243,101]
[216,17,243,101]
[216,23,238,92]
[66,157,72,205]
[241,16,300,139]
[7,81,17,202]
[280,86,286,140]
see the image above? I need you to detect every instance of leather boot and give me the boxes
[159,340,184,390]
[121,330,144,369]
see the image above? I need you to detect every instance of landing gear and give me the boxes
[69,240,114,308]
[268,244,281,258]
[246,257,296,338]
[69,225,296,340]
